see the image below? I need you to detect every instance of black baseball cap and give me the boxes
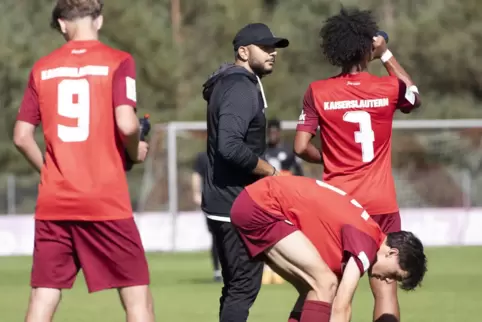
[233,23,289,51]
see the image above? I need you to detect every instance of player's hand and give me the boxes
[371,35,388,60]
[135,141,149,163]
[193,193,202,207]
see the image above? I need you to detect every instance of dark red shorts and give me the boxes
[231,190,297,258]
[371,212,401,233]
[31,218,150,293]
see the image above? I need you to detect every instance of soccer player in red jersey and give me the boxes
[294,8,422,322]
[13,1,154,322]
[231,176,427,322]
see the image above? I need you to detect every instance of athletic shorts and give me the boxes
[31,218,150,293]
[231,190,297,258]
[371,212,401,233]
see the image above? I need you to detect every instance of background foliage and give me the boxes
[0,0,480,211]
[1,0,481,173]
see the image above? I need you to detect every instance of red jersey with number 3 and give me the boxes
[296,72,417,215]
[17,40,137,221]
[245,176,386,277]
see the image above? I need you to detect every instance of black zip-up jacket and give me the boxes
[201,63,267,219]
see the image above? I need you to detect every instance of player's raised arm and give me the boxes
[217,79,279,177]
[329,257,361,322]
[372,36,421,113]
[13,71,43,173]
[113,56,142,162]
[294,86,323,163]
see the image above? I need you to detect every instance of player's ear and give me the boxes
[237,47,249,61]
[94,15,103,31]
[388,248,399,258]
[58,19,67,34]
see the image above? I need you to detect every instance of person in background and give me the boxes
[192,151,222,282]
[262,118,304,285]
[265,118,304,176]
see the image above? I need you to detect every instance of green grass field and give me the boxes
[1,246,481,321]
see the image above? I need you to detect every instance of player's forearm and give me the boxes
[123,133,140,161]
[329,304,351,322]
[252,158,277,177]
[381,52,416,87]
[218,136,275,176]
[14,139,43,173]
[193,193,202,206]
[191,174,202,206]
[115,105,140,161]
[294,143,323,164]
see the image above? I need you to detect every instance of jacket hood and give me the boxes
[202,63,256,101]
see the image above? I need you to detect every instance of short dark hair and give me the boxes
[387,231,427,291]
[320,7,379,68]
[51,0,104,31]
[267,118,281,129]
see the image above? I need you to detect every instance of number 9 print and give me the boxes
[57,79,90,143]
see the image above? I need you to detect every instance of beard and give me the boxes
[249,58,274,77]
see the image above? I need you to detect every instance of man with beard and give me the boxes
[201,23,289,322]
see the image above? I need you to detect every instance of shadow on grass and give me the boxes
[177,277,223,285]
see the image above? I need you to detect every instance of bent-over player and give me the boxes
[231,176,427,322]
[13,1,154,322]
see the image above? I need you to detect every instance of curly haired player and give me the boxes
[294,7,421,322]
[14,1,154,321]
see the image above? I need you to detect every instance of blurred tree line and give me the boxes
[0,0,481,174]
[0,0,481,211]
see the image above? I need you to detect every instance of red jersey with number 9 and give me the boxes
[296,72,417,215]
[17,40,137,221]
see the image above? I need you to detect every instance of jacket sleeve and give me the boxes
[217,78,259,172]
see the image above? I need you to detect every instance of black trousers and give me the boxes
[205,216,220,272]
[207,218,263,322]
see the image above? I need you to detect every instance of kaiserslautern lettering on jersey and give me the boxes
[41,65,110,80]
[323,98,390,110]
[17,40,137,221]
[296,72,418,215]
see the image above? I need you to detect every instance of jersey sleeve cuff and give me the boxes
[344,253,366,276]
[296,126,317,136]
[16,114,40,126]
